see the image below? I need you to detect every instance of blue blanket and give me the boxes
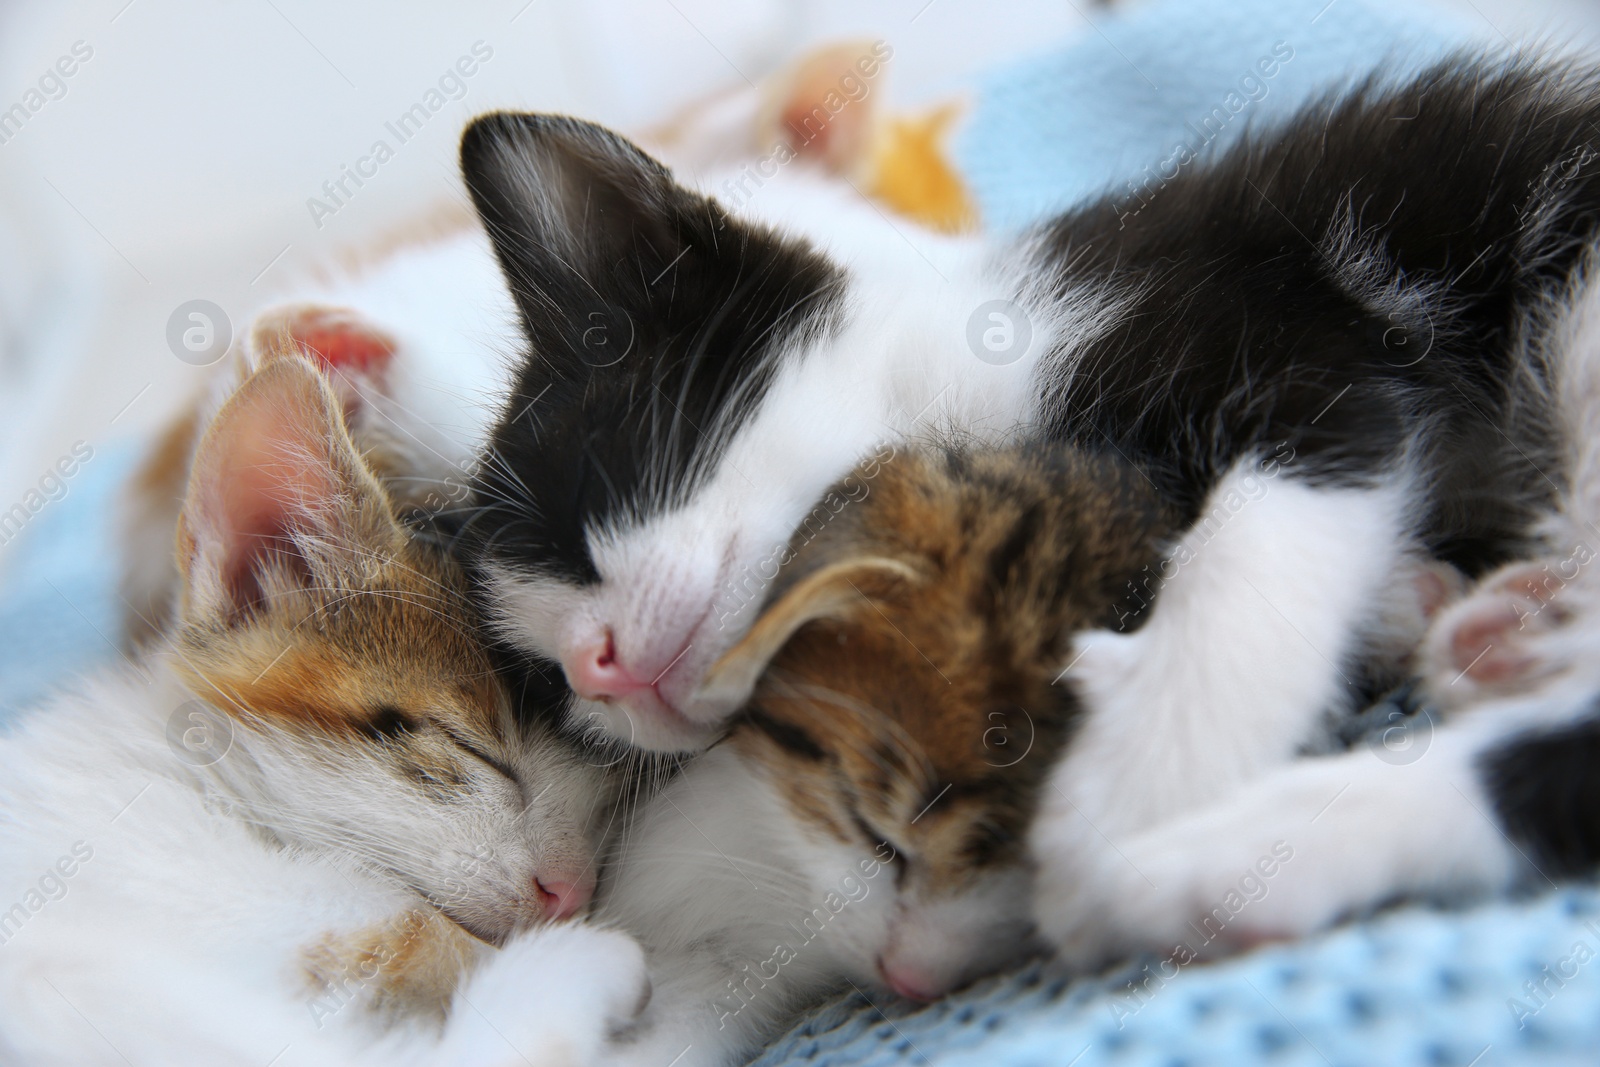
[5,0,1598,1062]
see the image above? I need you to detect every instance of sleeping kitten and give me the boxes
[452,55,1600,764]
[1,354,645,1065]
[603,304,1600,1065]
[593,443,1177,1065]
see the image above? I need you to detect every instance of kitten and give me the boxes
[594,443,1177,1065]
[1,354,644,1065]
[449,57,1600,1037]
[451,55,1600,764]
[457,109,1010,753]
[1035,249,1600,969]
[604,315,1600,1066]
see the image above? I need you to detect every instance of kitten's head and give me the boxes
[457,113,900,753]
[169,354,605,944]
[706,446,1172,998]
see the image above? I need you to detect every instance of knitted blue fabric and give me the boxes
[752,887,1600,1067]
[0,442,135,723]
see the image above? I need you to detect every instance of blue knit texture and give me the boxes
[754,889,1600,1067]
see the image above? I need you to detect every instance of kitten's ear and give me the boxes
[757,40,883,176]
[697,557,920,711]
[175,355,401,625]
[460,111,841,389]
[460,113,698,339]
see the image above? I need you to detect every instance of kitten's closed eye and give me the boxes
[169,355,608,947]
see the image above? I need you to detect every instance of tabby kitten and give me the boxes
[596,442,1177,1065]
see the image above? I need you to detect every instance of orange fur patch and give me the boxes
[302,907,482,1026]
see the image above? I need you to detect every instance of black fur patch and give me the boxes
[744,709,827,761]
[1035,56,1592,576]
[1480,711,1600,877]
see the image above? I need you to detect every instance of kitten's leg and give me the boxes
[1038,722,1523,968]
[1041,547,1600,968]
[1039,461,1420,848]
[301,908,484,1027]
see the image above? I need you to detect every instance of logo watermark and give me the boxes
[0,40,93,147]
[0,841,94,946]
[1113,41,1296,228]
[166,299,232,366]
[966,298,1033,366]
[166,700,235,767]
[711,443,897,632]
[1107,841,1294,1028]
[709,843,897,1030]
[308,41,495,229]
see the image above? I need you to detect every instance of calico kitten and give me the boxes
[595,443,1177,1065]
[1,354,644,1065]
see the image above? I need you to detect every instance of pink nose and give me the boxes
[565,630,651,703]
[879,958,940,1002]
[535,876,591,921]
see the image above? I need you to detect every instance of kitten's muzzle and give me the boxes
[438,869,596,944]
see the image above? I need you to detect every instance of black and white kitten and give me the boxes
[457,60,1574,710]
[454,54,1600,972]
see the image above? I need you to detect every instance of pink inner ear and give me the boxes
[286,307,396,378]
[193,371,344,615]
[770,46,876,173]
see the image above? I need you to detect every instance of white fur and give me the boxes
[1042,463,1415,838]
[276,227,523,492]
[0,662,649,1066]
[593,745,1034,1066]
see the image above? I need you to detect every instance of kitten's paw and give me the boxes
[1423,560,1577,706]
[437,925,650,1066]
[1035,813,1325,973]
[1032,816,1176,973]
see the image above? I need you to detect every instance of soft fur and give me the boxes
[98,48,1600,1065]
[591,443,1173,1064]
[1,355,641,1065]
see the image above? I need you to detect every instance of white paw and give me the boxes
[1035,810,1327,973]
[437,924,650,1067]
[1423,559,1579,707]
